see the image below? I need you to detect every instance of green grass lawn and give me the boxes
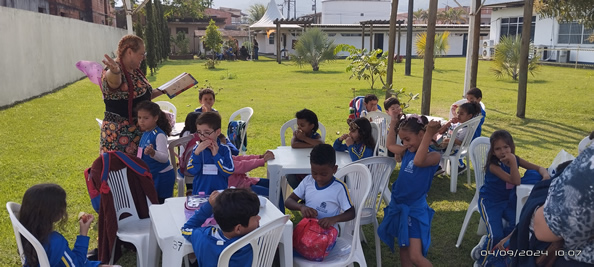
[1,56,592,266]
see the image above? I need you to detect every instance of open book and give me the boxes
[157,72,198,99]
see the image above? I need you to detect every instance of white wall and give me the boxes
[0,6,126,107]
[322,0,391,24]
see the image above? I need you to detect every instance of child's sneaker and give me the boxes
[471,235,487,261]
[458,164,467,174]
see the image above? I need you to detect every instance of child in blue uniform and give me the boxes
[19,184,102,267]
[195,88,217,113]
[466,87,485,140]
[181,188,261,267]
[378,115,441,267]
[333,118,375,161]
[474,130,549,266]
[291,108,324,148]
[136,101,175,204]
[187,111,235,195]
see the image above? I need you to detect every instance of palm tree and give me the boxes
[247,3,267,24]
[491,35,540,81]
[413,8,428,23]
[415,31,450,68]
[292,28,336,71]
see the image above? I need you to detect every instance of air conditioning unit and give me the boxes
[481,40,495,59]
[535,46,548,61]
[557,50,570,63]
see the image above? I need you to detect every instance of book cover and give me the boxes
[157,72,198,99]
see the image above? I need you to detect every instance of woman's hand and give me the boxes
[102,54,120,74]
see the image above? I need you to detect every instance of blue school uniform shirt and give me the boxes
[377,149,439,256]
[187,138,234,195]
[480,157,520,202]
[332,138,374,161]
[181,203,252,267]
[473,107,486,140]
[139,126,171,174]
[24,232,101,267]
[194,107,218,113]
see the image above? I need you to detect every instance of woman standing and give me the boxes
[100,34,163,155]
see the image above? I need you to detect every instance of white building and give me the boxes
[485,0,594,64]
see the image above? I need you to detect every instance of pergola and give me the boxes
[272,18,314,64]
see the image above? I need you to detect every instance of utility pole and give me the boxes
[516,0,533,118]
[385,0,400,98]
[405,0,413,76]
[421,0,438,115]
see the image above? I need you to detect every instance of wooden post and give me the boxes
[397,20,402,60]
[421,0,438,115]
[470,0,481,89]
[124,0,133,34]
[276,22,281,64]
[463,0,479,96]
[386,0,400,98]
[369,23,374,51]
[361,24,365,50]
[405,0,414,76]
[516,0,533,118]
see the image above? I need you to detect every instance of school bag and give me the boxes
[178,133,201,177]
[227,120,247,153]
[293,218,339,261]
[348,96,366,121]
[84,151,154,213]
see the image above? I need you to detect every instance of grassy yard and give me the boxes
[0,56,592,266]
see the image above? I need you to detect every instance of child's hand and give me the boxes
[339,134,349,142]
[450,117,459,124]
[318,217,337,229]
[144,144,155,157]
[262,151,275,161]
[294,129,306,141]
[345,136,354,146]
[500,153,517,167]
[194,140,211,155]
[425,120,441,135]
[209,141,219,155]
[300,206,318,218]
[209,190,220,206]
[78,212,94,236]
[441,138,451,148]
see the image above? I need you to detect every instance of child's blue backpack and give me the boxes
[227,120,247,153]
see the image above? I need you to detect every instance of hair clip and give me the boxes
[349,121,360,132]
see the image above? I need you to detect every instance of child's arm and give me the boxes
[318,207,355,229]
[413,120,442,167]
[212,144,235,178]
[291,130,324,148]
[232,157,266,174]
[386,117,407,158]
[437,121,452,134]
[187,144,207,176]
[181,192,219,240]
[225,137,240,156]
[489,153,521,185]
[333,136,348,151]
[144,134,170,163]
[285,193,318,218]
[519,158,550,180]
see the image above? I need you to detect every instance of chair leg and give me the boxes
[450,159,459,193]
[373,219,382,267]
[456,206,477,247]
[466,156,472,185]
[360,227,368,244]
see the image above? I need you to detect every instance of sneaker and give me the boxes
[471,235,488,261]
[434,166,445,176]
[458,164,467,174]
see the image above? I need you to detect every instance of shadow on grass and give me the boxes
[293,70,344,74]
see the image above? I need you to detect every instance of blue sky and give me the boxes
[116,0,511,17]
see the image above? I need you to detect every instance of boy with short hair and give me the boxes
[384,97,402,119]
[285,144,355,229]
[466,87,485,139]
[195,88,217,113]
[187,111,234,195]
[181,189,261,267]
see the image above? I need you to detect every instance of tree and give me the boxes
[135,22,148,76]
[491,35,540,81]
[154,0,169,60]
[145,0,158,75]
[413,8,428,23]
[164,0,208,20]
[535,0,594,28]
[202,19,223,61]
[292,28,336,71]
[172,31,190,54]
[335,44,388,90]
[415,31,450,68]
[247,3,267,24]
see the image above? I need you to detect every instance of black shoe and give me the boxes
[87,248,98,261]
[458,165,467,173]
[434,166,445,176]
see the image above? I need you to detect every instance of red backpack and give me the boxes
[178,133,201,176]
[293,218,339,261]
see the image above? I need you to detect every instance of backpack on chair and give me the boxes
[227,120,247,153]
[178,133,201,177]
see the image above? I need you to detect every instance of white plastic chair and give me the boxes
[155,101,177,127]
[229,107,254,155]
[441,115,483,193]
[6,202,51,267]
[364,110,391,125]
[449,99,486,120]
[279,118,326,146]
[347,156,397,267]
[107,168,154,267]
[370,121,380,153]
[168,134,195,197]
[294,163,372,267]
[96,118,103,128]
[455,137,489,247]
[218,215,290,267]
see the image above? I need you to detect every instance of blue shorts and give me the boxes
[407,216,421,239]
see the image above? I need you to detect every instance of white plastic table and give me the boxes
[266,146,352,210]
[167,122,186,143]
[516,184,534,223]
[149,197,293,267]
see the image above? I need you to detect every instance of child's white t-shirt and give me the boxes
[293,175,353,219]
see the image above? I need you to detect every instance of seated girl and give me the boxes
[333,117,375,161]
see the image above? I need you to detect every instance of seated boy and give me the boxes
[187,112,234,195]
[384,97,402,120]
[285,144,355,230]
[181,189,260,267]
[354,94,382,119]
[466,87,485,139]
[195,88,217,113]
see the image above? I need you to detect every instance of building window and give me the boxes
[176,27,188,34]
[558,22,593,44]
[269,33,275,44]
[500,16,535,41]
[38,7,45,13]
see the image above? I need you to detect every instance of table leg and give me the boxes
[279,221,293,267]
[148,224,160,267]
[267,166,282,209]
